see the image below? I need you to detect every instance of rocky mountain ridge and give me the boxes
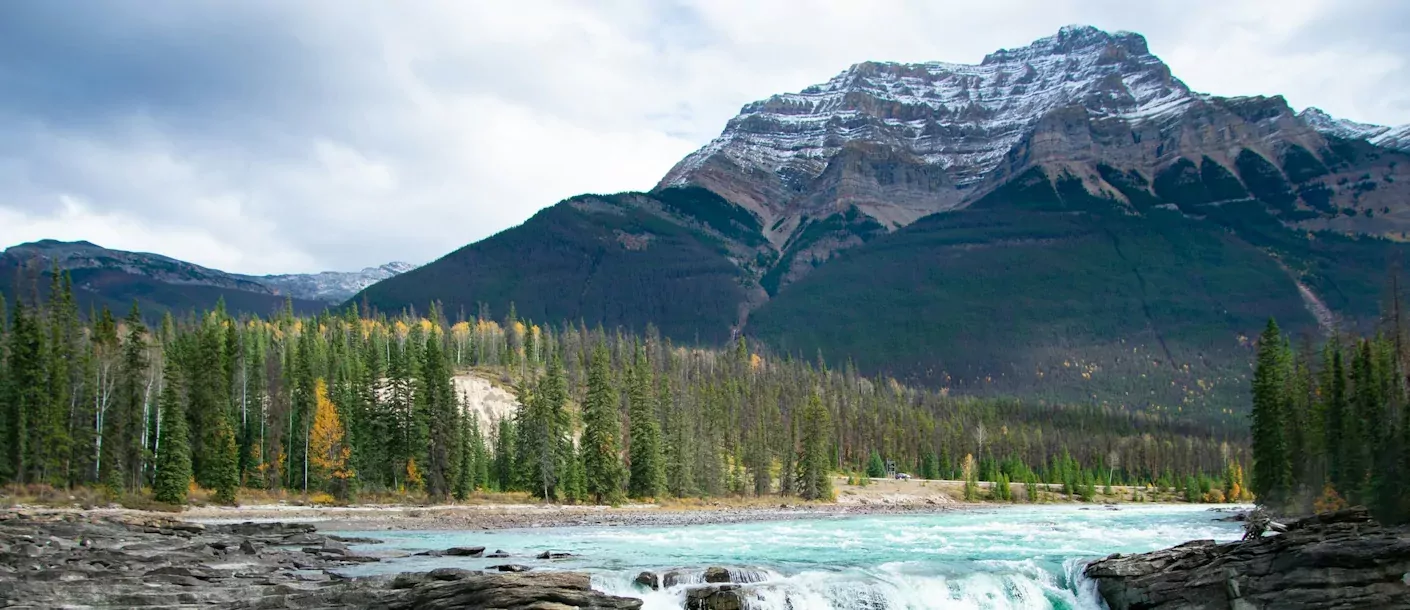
[239,261,418,303]
[660,26,1192,233]
[2,240,415,305]
[654,25,1410,292]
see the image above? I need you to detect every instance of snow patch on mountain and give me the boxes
[662,25,1193,192]
[247,262,418,304]
[1300,107,1410,152]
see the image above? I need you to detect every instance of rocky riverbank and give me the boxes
[1084,507,1410,609]
[168,499,967,531]
[0,511,641,609]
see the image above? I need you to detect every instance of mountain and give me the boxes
[354,25,1410,417]
[238,262,417,303]
[0,240,408,317]
[1300,107,1410,152]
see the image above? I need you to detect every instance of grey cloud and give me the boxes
[0,1,1406,274]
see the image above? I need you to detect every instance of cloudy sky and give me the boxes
[1,0,1407,274]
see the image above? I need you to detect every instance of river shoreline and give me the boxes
[5,500,992,533]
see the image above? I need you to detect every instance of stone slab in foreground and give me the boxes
[1084,507,1410,610]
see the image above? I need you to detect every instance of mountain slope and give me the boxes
[356,25,1410,413]
[0,240,327,317]
[356,188,762,342]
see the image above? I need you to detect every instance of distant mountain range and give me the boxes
[0,239,415,317]
[355,25,1410,418]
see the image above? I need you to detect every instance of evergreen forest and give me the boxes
[0,270,1248,506]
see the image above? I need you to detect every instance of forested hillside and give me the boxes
[0,275,1247,505]
[356,189,761,344]
[1249,315,1410,524]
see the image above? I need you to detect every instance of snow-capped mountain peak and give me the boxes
[248,262,418,304]
[658,25,1194,227]
[1299,107,1410,153]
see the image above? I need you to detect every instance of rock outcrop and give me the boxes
[1084,508,1410,609]
[0,512,640,609]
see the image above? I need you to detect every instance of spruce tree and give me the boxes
[453,412,474,501]
[796,393,832,500]
[517,354,566,499]
[1326,347,1349,495]
[661,374,693,498]
[493,416,515,492]
[112,303,148,492]
[1250,319,1292,507]
[469,413,489,491]
[581,343,624,504]
[4,301,45,484]
[211,412,240,505]
[627,346,665,499]
[1347,340,1379,503]
[153,359,191,505]
[866,450,886,478]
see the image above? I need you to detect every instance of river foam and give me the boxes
[344,504,1245,609]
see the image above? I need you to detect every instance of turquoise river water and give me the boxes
[340,504,1245,609]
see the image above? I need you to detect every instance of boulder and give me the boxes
[536,550,572,559]
[427,567,477,581]
[1085,508,1410,609]
[634,571,660,590]
[444,546,485,557]
[490,564,532,573]
[686,584,746,610]
[703,567,731,583]
[394,572,641,610]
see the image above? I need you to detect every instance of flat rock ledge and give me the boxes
[0,511,640,609]
[1084,507,1410,610]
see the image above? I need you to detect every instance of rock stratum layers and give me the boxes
[1084,507,1410,609]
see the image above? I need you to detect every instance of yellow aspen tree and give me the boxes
[962,453,979,501]
[309,379,355,500]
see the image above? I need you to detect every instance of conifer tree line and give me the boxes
[1,273,1246,504]
[1250,313,1410,523]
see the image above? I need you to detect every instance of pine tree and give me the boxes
[921,451,939,480]
[1250,319,1292,507]
[562,439,586,504]
[4,301,45,484]
[627,346,665,499]
[1343,339,1377,503]
[581,343,624,504]
[1326,347,1349,496]
[517,354,567,499]
[493,416,515,492]
[796,393,832,500]
[418,332,458,499]
[661,373,693,498]
[153,358,191,505]
[110,303,148,493]
[454,412,474,501]
[469,413,489,491]
[866,450,886,479]
[211,412,240,505]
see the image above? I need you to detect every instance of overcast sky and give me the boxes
[1,0,1407,274]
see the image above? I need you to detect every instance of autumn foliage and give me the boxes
[309,379,355,501]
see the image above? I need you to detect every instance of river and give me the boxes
[338,504,1245,609]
